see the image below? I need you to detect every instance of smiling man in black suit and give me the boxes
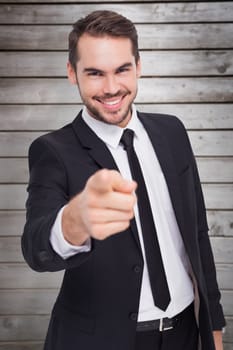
[22,10,225,350]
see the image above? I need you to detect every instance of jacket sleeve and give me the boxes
[21,136,92,272]
[191,152,226,330]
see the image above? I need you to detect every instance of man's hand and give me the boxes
[213,330,223,350]
[62,169,137,245]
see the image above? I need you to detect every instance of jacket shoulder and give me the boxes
[138,111,187,138]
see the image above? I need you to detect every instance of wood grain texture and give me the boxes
[203,184,233,210]
[1,2,232,24]
[210,237,233,264]
[0,315,50,341]
[0,23,232,50]
[207,211,233,238]
[216,264,233,290]
[0,264,63,289]
[0,342,43,350]
[0,0,205,2]
[0,211,26,237]
[0,289,58,315]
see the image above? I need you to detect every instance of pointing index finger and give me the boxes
[89,169,137,194]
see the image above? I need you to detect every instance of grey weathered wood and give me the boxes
[216,264,233,290]
[0,0,197,2]
[1,50,233,77]
[0,263,63,289]
[0,185,27,210]
[222,344,233,350]
[0,159,28,183]
[0,24,232,50]
[0,105,77,131]
[1,2,232,24]
[0,342,43,350]
[1,104,233,130]
[196,158,233,183]
[136,78,233,103]
[222,290,233,316]
[203,184,233,210]
[210,237,233,264]
[224,317,233,343]
[1,157,232,184]
[0,211,26,236]
[0,289,58,315]
[0,237,23,262]
[189,131,233,156]
[1,78,233,104]
[0,132,43,157]
[1,130,232,157]
[207,211,233,237]
[0,315,50,341]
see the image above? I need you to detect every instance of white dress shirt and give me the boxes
[50,105,194,321]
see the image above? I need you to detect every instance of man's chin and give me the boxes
[88,106,131,126]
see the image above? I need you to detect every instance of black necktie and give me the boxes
[121,129,170,311]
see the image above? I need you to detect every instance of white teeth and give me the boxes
[103,99,121,106]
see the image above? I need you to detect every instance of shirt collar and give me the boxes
[82,105,142,148]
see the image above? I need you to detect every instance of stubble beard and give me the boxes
[79,88,138,127]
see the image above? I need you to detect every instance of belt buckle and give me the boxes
[159,318,173,332]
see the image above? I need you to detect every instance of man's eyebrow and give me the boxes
[83,67,104,74]
[83,63,133,74]
[116,63,133,71]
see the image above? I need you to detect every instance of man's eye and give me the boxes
[117,68,129,73]
[88,71,102,77]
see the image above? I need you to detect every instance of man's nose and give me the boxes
[103,75,119,95]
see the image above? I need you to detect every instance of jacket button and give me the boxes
[129,312,138,321]
[38,250,52,262]
[133,265,141,273]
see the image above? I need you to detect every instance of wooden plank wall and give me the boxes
[0,1,232,349]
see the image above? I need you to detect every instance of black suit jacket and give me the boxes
[22,111,225,350]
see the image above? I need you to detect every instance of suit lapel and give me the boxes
[138,113,186,240]
[72,111,118,171]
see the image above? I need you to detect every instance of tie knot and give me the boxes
[120,129,134,150]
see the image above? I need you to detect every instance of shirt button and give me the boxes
[129,312,138,321]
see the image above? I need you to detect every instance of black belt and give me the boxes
[136,303,193,332]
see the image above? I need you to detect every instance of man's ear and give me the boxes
[136,58,142,78]
[67,61,77,85]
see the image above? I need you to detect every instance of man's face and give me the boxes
[67,34,141,127]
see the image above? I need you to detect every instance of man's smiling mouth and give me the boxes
[95,93,129,109]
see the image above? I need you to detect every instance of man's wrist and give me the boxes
[62,203,90,246]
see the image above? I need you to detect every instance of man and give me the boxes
[22,10,225,350]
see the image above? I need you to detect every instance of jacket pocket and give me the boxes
[52,302,95,334]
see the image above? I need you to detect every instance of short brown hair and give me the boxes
[68,10,139,70]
